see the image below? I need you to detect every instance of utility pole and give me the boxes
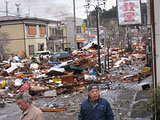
[35,13,37,18]
[73,0,77,50]
[96,5,101,73]
[28,6,30,17]
[15,3,21,17]
[84,5,90,43]
[103,30,107,72]
[107,35,110,71]
[86,0,106,74]
[89,12,92,28]
[125,26,131,52]
[61,29,64,51]
[0,36,3,61]
[5,1,8,16]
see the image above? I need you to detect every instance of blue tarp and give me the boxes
[89,67,96,76]
[22,78,29,82]
[49,60,73,69]
[70,65,88,70]
[47,62,61,65]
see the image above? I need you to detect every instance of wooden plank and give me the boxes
[40,108,67,112]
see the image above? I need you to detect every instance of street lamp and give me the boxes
[85,0,106,73]
[85,0,92,6]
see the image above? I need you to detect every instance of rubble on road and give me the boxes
[0,42,151,111]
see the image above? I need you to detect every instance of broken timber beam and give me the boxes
[41,108,67,112]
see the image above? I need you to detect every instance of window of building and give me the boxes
[27,25,37,35]
[29,45,34,55]
[50,28,57,37]
[76,26,81,33]
[57,29,63,37]
[40,26,46,36]
[38,43,44,51]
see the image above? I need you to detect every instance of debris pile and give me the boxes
[0,42,151,110]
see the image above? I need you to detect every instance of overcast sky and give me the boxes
[0,0,147,20]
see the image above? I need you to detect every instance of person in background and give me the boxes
[78,84,114,120]
[15,92,45,120]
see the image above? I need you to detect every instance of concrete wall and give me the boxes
[1,23,47,57]
[65,17,83,50]
[1,24,25,56]
[25,24,47,57]
[147,0,151,24]
[147,0,160,85]
[66,17,75,50]
[1,24,24,39]
[154,0,160,85]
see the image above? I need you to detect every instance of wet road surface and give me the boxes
[0,77,152,120]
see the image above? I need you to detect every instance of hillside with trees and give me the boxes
[83,3,147,49]
[86,3,147,27]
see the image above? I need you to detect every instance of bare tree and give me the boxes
[101,19,126,48]
[0,31,9,61]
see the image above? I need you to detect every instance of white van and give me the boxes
[32,51,51,59]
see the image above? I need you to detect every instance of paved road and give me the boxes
[0,76,152,120]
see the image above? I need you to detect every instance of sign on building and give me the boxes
[83,22,86,32]
[117,0,142,26]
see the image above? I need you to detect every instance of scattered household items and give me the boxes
[0,41,151,114]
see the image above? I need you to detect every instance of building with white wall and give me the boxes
[65,17,84,51]
[147,0,160,85]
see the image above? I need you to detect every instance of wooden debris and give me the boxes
[41,108,67,112]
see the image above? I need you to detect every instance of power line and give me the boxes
[42,9,86,18]
[0,11,6,13]
[30,5,84,16]
[0,2,88,19]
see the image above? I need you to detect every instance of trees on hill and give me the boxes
[86,3,147,27]
[84,3,147,49]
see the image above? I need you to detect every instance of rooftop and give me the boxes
[0,16,59,23]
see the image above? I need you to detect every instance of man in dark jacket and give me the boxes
[78,84,114,120]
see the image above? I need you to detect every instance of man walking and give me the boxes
[15,92,45,120]
[78,84,114,120]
